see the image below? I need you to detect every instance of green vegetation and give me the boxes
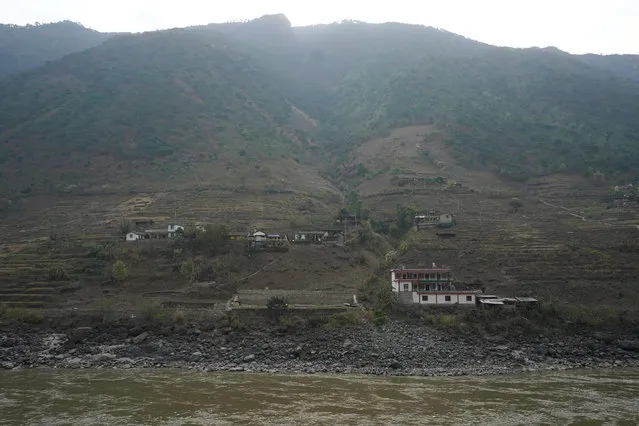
[173,309,186,326]
[0,21,111,77]
[48,265,68,281]
[509,199,523,213]
[111,260,128,283]
[266,295,289,322]
[1,17,639,194]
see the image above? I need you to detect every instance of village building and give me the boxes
[167,224,184,238]
[391,264,481,305]
[415,210,455,230]
[293,230,344,244]
[143,229,170,239]
[126,232,144,241]
[125,224,184,241]
[266,234,288,248]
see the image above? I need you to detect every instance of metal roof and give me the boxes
[515,297,539,303]
[479,299,505,305]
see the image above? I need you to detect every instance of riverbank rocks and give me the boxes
[67,327,93,344]
[1,320,638,376]
[132,332,149,344]
[617,340,639,352]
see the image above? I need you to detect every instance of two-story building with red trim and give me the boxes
[391,264,481,305]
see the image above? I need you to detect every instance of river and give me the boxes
[1,368,638,425]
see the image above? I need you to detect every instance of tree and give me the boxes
[266,295,288,322]
[180,259,200,284]
[199,224,230,255]
[48,265,68,281]
[395,204,417,235]
[118,218,132,234]
[509,199,523,213]
[111,260,128,282]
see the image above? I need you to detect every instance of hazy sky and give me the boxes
[2,0,638,54]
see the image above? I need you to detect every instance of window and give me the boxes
[445,295,451,302]
[466,296,473,302]
[419,273,425,279]
[421,295,428,302]
[403,283,409,291]
[402,274,407,279]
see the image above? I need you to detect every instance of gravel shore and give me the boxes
[2,320,638,376]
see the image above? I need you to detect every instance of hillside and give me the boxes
[0,28,312,195]
[0,21,112,77]
[2,17,639,188]
[196,19,639,182]
[1,16,639,327]
[578,53,639,82]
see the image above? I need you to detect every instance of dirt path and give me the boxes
[538,199,588,221]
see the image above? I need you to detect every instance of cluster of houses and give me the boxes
[126,220,185,241]
[390,264,538,309]
[124,219,346,248]
[230,229,345,249]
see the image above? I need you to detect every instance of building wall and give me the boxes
[416,293,476,305]
[126,233,140,241]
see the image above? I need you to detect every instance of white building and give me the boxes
[167,224,185,238]
[126,232,144,241]
[415,212,455,230]
[391,265,481,305]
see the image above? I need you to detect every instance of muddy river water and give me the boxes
[1,368,638,425]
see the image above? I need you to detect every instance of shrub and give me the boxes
[372,309,388,329]
[48,265,68,281]
[266,296,289,323]
[438,314,460,328]
[140,303,165,322]
[509,198,523,213]
[326,309,372,328]
[88,241,118,261]
[5,308,44,324]
[173,309,186,326]
[111,260,128,282]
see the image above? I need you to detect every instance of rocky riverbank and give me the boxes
[2,320,638,375]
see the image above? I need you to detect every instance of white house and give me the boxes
[167,224,184,238]
[391,264,481,305]
[252,231,267,242]
[126,232,144,241]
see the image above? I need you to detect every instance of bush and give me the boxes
[509,199,523,213]
[173,309,186,326]
[326,309,372,328]
[111,260,128,282]
[266,296,289,322]
[437,314,461,328]
[48,265,68,281]
[5,308,44,324]
[88,241,118,261]
[140,303,165,322]
[372,309,388,329]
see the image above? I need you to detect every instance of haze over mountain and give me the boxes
[0,21,112,77]
[1,15,639,196]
